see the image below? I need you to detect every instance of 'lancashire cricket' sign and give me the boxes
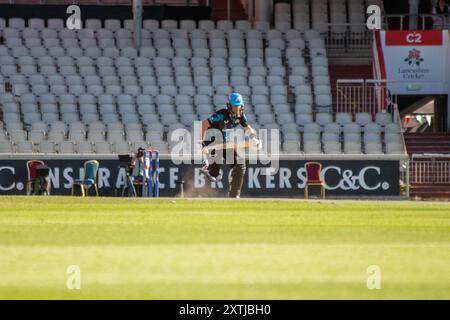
[373,30,449,95]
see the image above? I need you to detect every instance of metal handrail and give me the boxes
[335,79,365,111]
[324,14,449,30]
[323,26,373,52]
[382,13,449,30]
[411,154,450,159]
[335,87,359,110]
[410,159,450,184]
[335,79,397,115]
[325,23,372,28]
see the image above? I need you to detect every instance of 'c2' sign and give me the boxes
[385,30,443,46]
[406,32,422,43]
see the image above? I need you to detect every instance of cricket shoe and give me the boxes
[200,166,217,183]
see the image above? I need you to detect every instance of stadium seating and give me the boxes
[275,0,373,34]
[0,3,403,155]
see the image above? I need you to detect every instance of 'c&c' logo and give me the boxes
[0,166,23,191]
[0,166,16,191]
[322,166,389,191]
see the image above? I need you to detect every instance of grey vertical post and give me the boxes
[406,158,410,198]
[247,0,254,22]
[133,0,143,49]
[255,0,272,24]
[409,0,419,30]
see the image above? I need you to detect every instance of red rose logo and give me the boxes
[405,48,424,66]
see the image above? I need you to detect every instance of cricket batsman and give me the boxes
[199,92,262,198]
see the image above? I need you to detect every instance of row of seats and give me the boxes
[1,91,293,117]
[1,90,325,117]
[1,122,400,140]
[0,121,401,157]
[0,17,282,33]
[275,0,383,33]
[1,74,301,90]
[0,140,169,154]
[5,112,372,133]
[282,138,403,154]
[0,0,200,6]
[3,76,306,93]
[0,46,311,59]
[1,111,398,133]
[0,63,316,92]
[0,140,404,155]
[1,113,398,139]
[1,25,322,42]
[1,34,320,52]
[0,131,403,155]
[1,128,165,144]
[0,59,305,75]
[1,91,291,107]
[295,112,394,127]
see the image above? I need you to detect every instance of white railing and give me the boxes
[383,13,450,30]
[324,25,373,52]
[410,158,450,184]
[335,79,365,113]
[335,79,397,116]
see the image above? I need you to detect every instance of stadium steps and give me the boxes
[210,0,248,21]
[328,64,373,114]
[404,133,450,154]
[410,184,450,199]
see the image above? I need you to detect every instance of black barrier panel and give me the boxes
[0,159,400,197]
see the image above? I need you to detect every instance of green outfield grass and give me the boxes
[0,196,449,300]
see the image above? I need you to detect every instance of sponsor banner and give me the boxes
[0,159,400,197]
[385,30,443,46]
[379,30,449,95]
